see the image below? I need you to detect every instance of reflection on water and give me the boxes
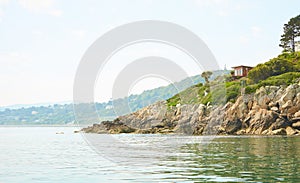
[156,136,300,182]
[0,127,299,183]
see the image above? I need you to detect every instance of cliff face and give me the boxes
[82,83,300,135]
[220,83,300,135]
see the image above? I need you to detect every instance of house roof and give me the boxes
[231,65,253,69]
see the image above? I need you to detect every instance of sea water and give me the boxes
[0,127,299,182]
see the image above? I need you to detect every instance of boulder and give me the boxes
[266,87,279,100]
[262,129,269,135]
[270,107,279,112]
[294,111,300,118]
[224,119,242,134]
[257,95,270,109]
[247,100,253,110]
[251,102,261,111]
[286,126,298,135]
[296,93,300,103]
[274,88,285,102]
[197,104,207,117]
[236,129,246,135]
[269,118,290,130]
[271,128,287,135]
[254,87,270,109]
[283,85,296,101]
[291,117,300,123]
[268,101,276,107]
[237,102,248,118]
[247,109,278,134]
[282,100,293,110]
[292,121,300,129]
[287,104,300,115]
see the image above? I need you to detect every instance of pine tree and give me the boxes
[279,15,300,52]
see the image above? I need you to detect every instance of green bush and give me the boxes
[259,72,300,86]
[208,83,227,104]
[225,82,241,102]
[226,91,239,102]
[245,84,259,94]
[248,59,296,83]
[247,52,300,83]
[200,92,212,105]
[245,72,300,94]
[166,94,181,107]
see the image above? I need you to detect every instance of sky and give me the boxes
[0,0,300,106]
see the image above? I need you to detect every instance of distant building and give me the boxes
[231,65,253,77]
[295,41,300,52]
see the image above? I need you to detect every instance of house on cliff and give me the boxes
[231,65,253,77]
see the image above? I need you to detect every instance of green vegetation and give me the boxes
[259,72,300,86]
[167,52,300,107]
[167,80,242,107]
[244,84,259,94]
[279,14,300,52]
[245,72,300,94]
[225,81,241,102]
[248,52,300,83]
[166,83,207,107]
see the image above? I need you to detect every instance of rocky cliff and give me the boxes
[82,82,300,135]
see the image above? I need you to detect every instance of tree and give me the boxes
[201,71,213,84]
[279,15,300,52]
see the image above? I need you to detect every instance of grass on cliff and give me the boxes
[166,83,207,107]
[166,79,242,107]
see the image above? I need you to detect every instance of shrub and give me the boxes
[248,59,296,83]
[245,84,259,94]
[245,72,300,94]
[259,72,300,86]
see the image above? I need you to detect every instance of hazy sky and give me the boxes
[1,0,300,106]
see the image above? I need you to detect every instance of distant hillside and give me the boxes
[0,101,71,110]
[0,70,229,125]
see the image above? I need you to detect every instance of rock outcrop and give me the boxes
[82,83,300,135]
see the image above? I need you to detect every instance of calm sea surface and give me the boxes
[0,127,299,183]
